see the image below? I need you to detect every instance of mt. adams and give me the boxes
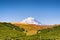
[20,17,41,25]
[11,17,41,25]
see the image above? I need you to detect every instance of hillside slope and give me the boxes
[0,22,25,40]
[0,22,60,40]
[39,25,60,40]
[12,23,54,35]
[11,23,60,40]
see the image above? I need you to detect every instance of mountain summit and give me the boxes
[20,17,41,25]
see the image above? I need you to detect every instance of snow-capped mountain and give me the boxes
[20,17,41,25]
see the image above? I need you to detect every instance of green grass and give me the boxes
[0,22,25,40]
[0,22,60,40]
[38,25,60,40]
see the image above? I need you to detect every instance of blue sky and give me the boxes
[0,0,60,25]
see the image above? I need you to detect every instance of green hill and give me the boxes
[22,25,60,40]
[0,22,60,40]
[0,22,25,40]
[36,25,60,40]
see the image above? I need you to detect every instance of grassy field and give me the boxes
[0,22,60,40]
[40,25,60,40]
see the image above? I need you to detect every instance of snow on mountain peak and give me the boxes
[20,17,41,25]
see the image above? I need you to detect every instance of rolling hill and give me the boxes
[0,22,25,40]
[0,22,60,40]
[11,22,54,35]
